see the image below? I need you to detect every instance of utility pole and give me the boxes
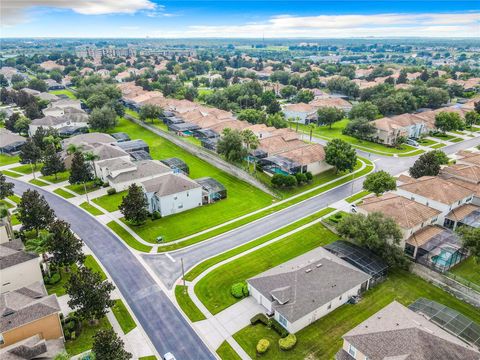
[181,257,186,293]
[83,181,90,204]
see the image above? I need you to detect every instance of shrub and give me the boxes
[94,178,104,187]
[64,329,71,340]
[231,282,246,298]
[256,339,270,354]
[279,334,297,351]
[250,313,269,326]
[305,171,313,181]
[269,318,289,337]
[295,172,307,184]
[107,188,116,195]
[152,211,161,220]
[103,182,109,187]
[70,331,76,340]
[242,284,249,297]
[64,320,75,331]
[48,272,61,285]
[334,213,343,219]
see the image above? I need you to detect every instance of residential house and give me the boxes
[0,334,64,359]
[61,132,115,150]
[336,301,480,360]
[28,112,89,137]
[248,247,371,333]
[439,163,480,206]
[371,113,426,146]
[39,61,64,72]
[0,239,42,293]
[44,79,64,90]
[282,103,318,124]
[309,97,352,112]
[0,129,26,155]
[0,282,63,348]
[42,99,83,117]
[0,216,13,244]
[142,174,203,216]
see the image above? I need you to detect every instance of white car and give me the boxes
[163,353,176,360]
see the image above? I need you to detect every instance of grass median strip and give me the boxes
[2,170,22,178]
[80,202,104,216]
[217,341,242,360]
[111,299,137,334]
[39,171,69,183]
[106,221,152,252]
[65,181,101,195]
[8,194,21,203]
[175,285,207,322]
[194,218,339,315]
[345,190,371,203]
[65,317,112,356]
[11,163,43,174]
[185,207,335,281]
[53,188,76,199]
[29,178,49,187]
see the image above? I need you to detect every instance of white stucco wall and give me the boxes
[1,258,43,293]
[157,187,203,217]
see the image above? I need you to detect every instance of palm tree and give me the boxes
[66,144,78,155]
[242,129,260,173]
[308,123,316,142]
[25,231,52,275]
[84,151,100,178]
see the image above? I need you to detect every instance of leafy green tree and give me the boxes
[92,329,132,360]
[465,111,479,127]
[266,99,281,114]
[47,219,85,269]
[349,101,380,120]
[139,104,163,123]
[409,151,441,178]
[14,116,31,135]
[363,171,397,196]
[316,106,345,128]
[88,106,118,131]
[67,266,115,323]
[457,227,480,263]
[337,212,408,268]
[431,150,449,165]
[434,111,464,133]
[271,173,297,188]
[280,85,298,99]
[343,118,375,140]
[217,129,247,163]
[119,184,149,225]
[28,78,47,92]
[242,129,259,173]
[41,144,66,180]
[17,189,55,235]
[397,69,408,84]
[69,151,93,184]
[237,109,266,125]
[426,87,449,108]
[325,139,357,173]
[19,138,42,170]
[0,173,14,200]
[86,93,110,110]
[266,113,288,128]
[295,89,314,103]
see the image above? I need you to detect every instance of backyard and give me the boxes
[449,256,480,288]
[233,270,480,360]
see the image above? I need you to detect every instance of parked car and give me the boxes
[406,138,419,146]
[164,353,176,360]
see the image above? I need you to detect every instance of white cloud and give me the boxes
[1,0,157,25]
[158,12,480,38]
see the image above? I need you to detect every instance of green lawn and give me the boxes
[111,117,273,243]
[11,214,20,226]
[195,221,339,314]
[139,357,157,360]
[430,143,447,149]
[217,341,241,360]
[1,170,22,178]
[418,138,438,147]
[296,119,417,155]
[65,181,100,195]
[84,254,107,280]
[111,299,137,334]
[39,171,69,183]
[0,199,14,209]
[106,221,152,252]
[50,89,77,99]
[185,208,334,281]
[29,178,49,187]
[53,188,76,199]
[65,317,112,356]
[0,154,19,166]
[80,202,104,216]
[450,137,463,143]
[449,256,480,287]
[92,191,126,212]
[345,190,371,203]
[11,163,43,174]
[430,133,456,141]
[8,194,21,204]
[233,270,480,360]
[175,285,207,322]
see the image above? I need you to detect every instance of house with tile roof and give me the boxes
[282,103,319,124]
[371,113,427,146]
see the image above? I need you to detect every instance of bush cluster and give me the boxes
[271,171,313,189]
[279,334,297,351]
[62,313,80,340]
[269,318,289,338]
[44,272,61,285]
[230,282,249,299]
[256,339,270,354]
[151,211,161,220]
[250,313,269,326]
[107,188,116,195]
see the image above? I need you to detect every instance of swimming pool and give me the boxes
[431,246,460,268]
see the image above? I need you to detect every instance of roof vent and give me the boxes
[305,268,312,273]
[316,263,323,268]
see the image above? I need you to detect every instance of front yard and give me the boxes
[233,270,480,359]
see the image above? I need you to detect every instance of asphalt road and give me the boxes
[142,135,480,288]
[8,179,216,360]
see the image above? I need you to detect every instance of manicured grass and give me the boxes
[296,119,417,155]
[106,221,152,252]
[175,285,207,322]
[8,194,21,204]
[345,190,371,203]
[430,133,456,141]
[80,202,104,216]
[65,181,100,195]
[111,299,137,334]
[233,270,480,360]
[325,211,349,227]
[185,208,334,281]
[0,199,14,209]
[11,163,43,174]
[65,317,112,356]
[430,143,447,149]
[1,170,22,178]
[450,137,463,143]
[53,188,76,199]
[398,149,424,157]
[418,138,438,147]
[139,357,157,360]
[195,220,339,314]
[449,256,480,287]
[39,171,69,183]
[111,117,273,242]
[50,89,77,99]
[0,154,19,166]
[92,190,126,212]
[84,254,107,280]
[11,214,20,226]
[217,341,241,360]
[29,178,49,187]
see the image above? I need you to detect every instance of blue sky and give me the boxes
[2,1,479,38]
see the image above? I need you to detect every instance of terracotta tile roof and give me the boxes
[441,164,480,184]
[397,174,416,184]
[359,193,441,229]
[406,225,445,247]
[258,135,306,155]
[309,97,352,109]
[283,103,318,113]
[277,144,326,165]
[207,120,249,134]
[372,113,425,132]
[446,203,480,222]
[457,151,480,166]
[398,176,474,205]
[445,177,480,197]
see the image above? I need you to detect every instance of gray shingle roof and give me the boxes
[142,173,201,197]
[107,160,171,184]
[248,248,371,323]
[0,239,39,270]
[0,129,26,148]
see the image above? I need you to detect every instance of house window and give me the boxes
[348,344,357,357]
[178,204,183,209]
[278,314,288,328]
